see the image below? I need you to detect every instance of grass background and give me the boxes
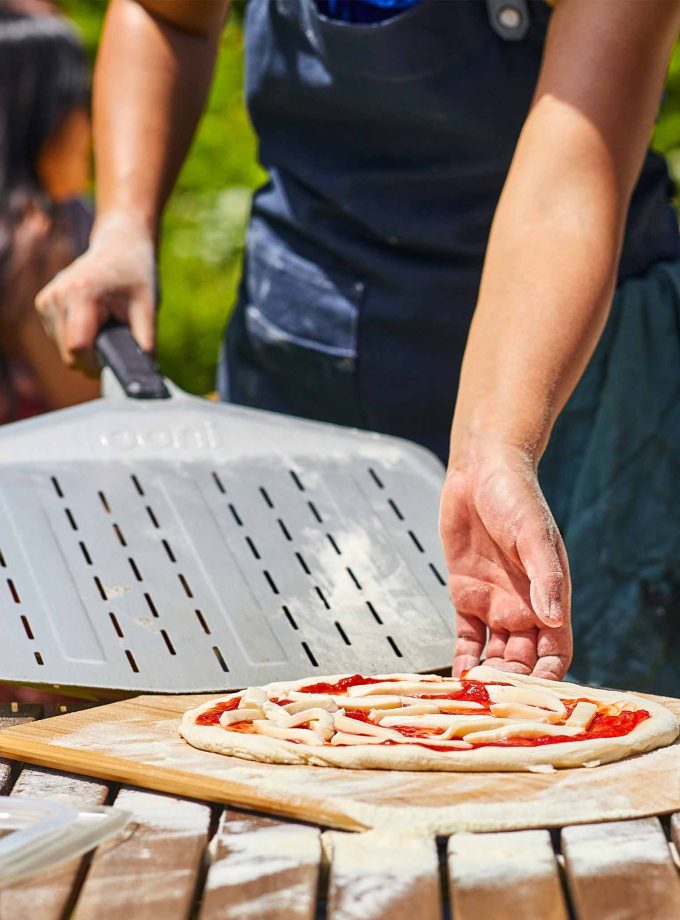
[62,1,680,395]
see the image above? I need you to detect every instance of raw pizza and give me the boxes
[179,666,680,771]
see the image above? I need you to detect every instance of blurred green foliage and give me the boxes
[655,42,680,182]
[62,1,680,394]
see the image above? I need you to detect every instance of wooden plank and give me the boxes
[43,701,98,718]
[669,812,680,858]
[448,829,568,920]
[200,809,321,920]
[0,766,109,920]
[0,704,41,793]
[326,829,441,920]
[72,787,211,920]
[562,817,680,919]
[0,757,13,794]
[0,696,368,832]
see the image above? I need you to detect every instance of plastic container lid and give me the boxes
[0,796,130,884]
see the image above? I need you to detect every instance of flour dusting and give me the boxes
[34,695,680,836]
[563,819,674,874]
[114,787,210,835]
[204,815,320,917]
[450,830,557,888]
[326,830,437,918]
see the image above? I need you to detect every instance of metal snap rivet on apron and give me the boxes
[498,5,522,29]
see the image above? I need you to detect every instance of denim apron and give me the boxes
[221,0,680,692]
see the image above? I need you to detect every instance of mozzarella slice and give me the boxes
[284,696,338,714]
[219,707,264,726]
[252,721,324,745]
[565,701,597,730]
[263,700,292,724]
[329,732,472,749]
[401,698,485,713]
[489,702,556,723]
[310,712,336,741]
[439,718,513,739]
[486,685,567,717]
[393,737,474,749]
[330,733,385,746]
[369,703,440,722]
[463,665,516,684]
[287,690,334,702]
[283,708,337,729]
[380,714,506,731]
[465,665,587,700]
[239,687,267,707]
[333,714,404,740]
[336,695,403,711]
[463,722,583,743]
[346,679,459,697]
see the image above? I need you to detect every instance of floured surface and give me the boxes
[0,693,680,834]
[202,811,320,920]
[325,829,440,919]
[562,818,674,874]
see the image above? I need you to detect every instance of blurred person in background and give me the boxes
[0,1,98,704]
[35,0,680,694]
[0,1,99,426]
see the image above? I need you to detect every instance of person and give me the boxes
[0,2,100,704]
[35,0,680,693]
[0,2,99,426]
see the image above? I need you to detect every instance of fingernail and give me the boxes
[544,600,563,626]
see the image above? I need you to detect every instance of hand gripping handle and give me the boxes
[95,321,170,400]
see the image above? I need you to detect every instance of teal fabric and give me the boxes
[540,260,680,695]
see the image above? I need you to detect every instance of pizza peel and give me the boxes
[0,691,679,836]
[0,324,454,694]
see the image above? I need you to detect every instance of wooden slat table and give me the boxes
[2,703,680,919]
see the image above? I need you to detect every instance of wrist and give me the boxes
[90,210,157,259]
[447,422,540,478]
[91,208,158,249]
[449,340,559,466]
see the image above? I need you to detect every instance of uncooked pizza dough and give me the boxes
[179,665,680,772]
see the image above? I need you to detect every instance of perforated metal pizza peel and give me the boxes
[0,326,455,692]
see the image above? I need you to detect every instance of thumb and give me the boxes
[516,518,570,628]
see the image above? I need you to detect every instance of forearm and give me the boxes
[452,108,619,463]
[450,0,680,468]
[93,0,229,240]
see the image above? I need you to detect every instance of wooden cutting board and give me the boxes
[1,692,679,835]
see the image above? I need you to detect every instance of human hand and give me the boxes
[35,212,156,375]
[440,443,572,681]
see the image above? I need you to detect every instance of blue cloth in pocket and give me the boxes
[315,0,419,24]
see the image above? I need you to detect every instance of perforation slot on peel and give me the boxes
[0,393,454,692]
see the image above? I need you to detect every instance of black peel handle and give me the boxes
[95,321,170,400]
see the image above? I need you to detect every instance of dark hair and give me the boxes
[0,6,89,290]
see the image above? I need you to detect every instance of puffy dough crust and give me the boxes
[179,671,680,772]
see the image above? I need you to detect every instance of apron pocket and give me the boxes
[244,222,364,374]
